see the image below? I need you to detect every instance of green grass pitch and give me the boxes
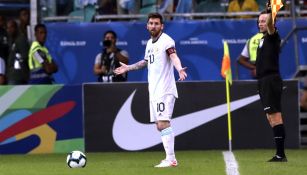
[1,149,307,175]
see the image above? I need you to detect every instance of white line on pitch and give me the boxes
[223,151,240,175]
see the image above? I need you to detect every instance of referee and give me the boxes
[256,3,287,162]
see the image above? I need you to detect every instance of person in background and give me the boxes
[93,30,129,82]
[6,20,29,85]
[237,31,264,79]
[0,15,8,64]
[0,56,5,84]
[28,24,58,84]
[96,0,117,15]
[117,0,140,15]
[174,0,195,20]
[18,8,30,39]
[228,0,259,18]
[158,0,174,15]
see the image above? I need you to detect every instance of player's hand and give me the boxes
[114,62,129,75]
[178,67,187,81]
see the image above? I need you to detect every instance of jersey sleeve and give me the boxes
[164,36,175,51]
[94,53,102,64]
[240,42,249,58]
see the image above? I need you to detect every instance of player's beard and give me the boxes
[150,29,161,38]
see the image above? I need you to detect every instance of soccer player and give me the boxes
[256,3,287,162]
[114,12,187,168]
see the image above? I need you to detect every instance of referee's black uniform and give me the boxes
[256,30,287,162]
[256,31,282,114]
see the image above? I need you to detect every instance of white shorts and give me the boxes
[150,94,176,122]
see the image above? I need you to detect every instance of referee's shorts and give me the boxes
[257,74,283,114]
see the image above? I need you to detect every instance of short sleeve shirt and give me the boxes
[240,42,249,58]
[144,33,178,100]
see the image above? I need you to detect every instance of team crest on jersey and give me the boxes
[154,47,159,53]
[259,39,264,48]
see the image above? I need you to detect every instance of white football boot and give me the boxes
[154,159,178,168]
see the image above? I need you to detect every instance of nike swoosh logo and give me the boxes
[112,90,260,151]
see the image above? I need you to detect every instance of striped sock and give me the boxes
[161,127,176,161]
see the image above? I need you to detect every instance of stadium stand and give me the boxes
[194,0,227,13]
[140,0,157,14]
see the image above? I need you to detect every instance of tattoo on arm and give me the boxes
[128,60,147,71]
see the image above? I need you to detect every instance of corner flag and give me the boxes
[221,41,233,151]
[271,0,283,24]
[221,41,232,85]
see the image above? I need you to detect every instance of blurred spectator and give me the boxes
[97,0,117,15]
[40,0,57,18]
[237,32,263,79]
[18,8,30,39]
[28,24,58,84]
[174,0,195,20]
[256,0,267,11]
[284,0,307,17]
[0,15,9,63]
[6,20,29,85]
[139,0,173,16]
[151,0,174,21]
[75,0,97,7]
[0,15,6,29]
[194,0,227,15]
[56,0,74,16]
[140,0,157,15]
[117,0,140,14]
[0,56,5,84]
[228,0,259,18]
[93,30,129,82]
[158,0,174,14]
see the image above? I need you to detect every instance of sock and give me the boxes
[272,124,286,157]
[161,127,176,161]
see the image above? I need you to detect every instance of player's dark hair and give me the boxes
[34,23,46,33]
[260,10,267,15]
[104,30,117,39]
[147,12,164,24]
[19,8,29,16]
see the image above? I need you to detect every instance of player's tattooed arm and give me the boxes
[127,60,147,71]
[169,52,187,81]
[114,60,147,75]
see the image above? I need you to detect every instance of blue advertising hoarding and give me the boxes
[45,19,306,84]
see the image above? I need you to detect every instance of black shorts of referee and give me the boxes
[257,74,283,114]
